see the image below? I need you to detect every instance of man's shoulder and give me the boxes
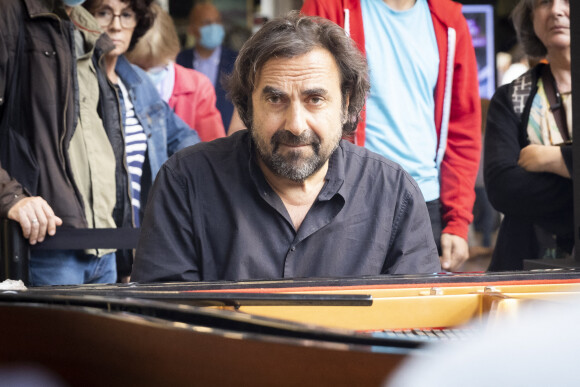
[219,46,238,70]
[176,48,194,68]
[2,0,44,24]
[340,140,404,170]
[339,141,419,188]
[220,46,238,59]
[166,131,249,171]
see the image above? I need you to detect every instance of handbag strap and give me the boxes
[541,64,570,143]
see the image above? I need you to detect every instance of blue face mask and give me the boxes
[199,23,225,50]
[62,0,86,6]
[147,65,169,86]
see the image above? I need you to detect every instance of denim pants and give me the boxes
[29,250,117,286]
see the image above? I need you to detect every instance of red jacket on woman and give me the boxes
[169,63,225,142]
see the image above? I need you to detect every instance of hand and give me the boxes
[518,144,570,178]
[6,197,63,245]
[440,233,469,271]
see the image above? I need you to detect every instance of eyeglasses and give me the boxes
[94,8,137,29]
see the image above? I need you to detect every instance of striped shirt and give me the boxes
[117,78,147,227]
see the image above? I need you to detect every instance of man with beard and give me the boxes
[131,12,440,283]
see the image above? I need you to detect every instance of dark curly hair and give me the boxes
[83,0,155,52]
[226,11,370,137]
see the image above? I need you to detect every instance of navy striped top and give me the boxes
[117,79,147,227]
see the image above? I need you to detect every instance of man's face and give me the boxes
[190,4,221,38]
[250,47,347,182]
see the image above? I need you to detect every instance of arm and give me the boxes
[0,20,62,243]
[518,144,570,178]
[165,103,200,156]
[192,72,225,141]
[440,233,469,271]
[132,162,200,283]
[384,187,441,275]
[484,86,573,221]
[6,196,62,245]
[438,14,482,241]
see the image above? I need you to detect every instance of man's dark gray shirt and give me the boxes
[132,131,440,283]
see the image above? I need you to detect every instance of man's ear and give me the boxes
[342,94,351,123]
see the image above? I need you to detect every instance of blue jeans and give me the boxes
[29,250,117,286]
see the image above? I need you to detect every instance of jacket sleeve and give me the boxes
[0,19,26,218]
[439,14,482,240]
[165,103,200,156]
[383,183,441,275]
[0,168,26,218]
[132,161,200,282]
[484,84,573,223]
[561,145,573,174]
[193,72,225,141]
[301,0,343,24]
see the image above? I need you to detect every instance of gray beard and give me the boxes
[252,129,336,183]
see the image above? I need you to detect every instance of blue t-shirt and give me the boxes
[362,0,440,201]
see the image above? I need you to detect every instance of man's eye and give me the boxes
[122,11,135,19]
[309,96,323,104]
[267,96,282,103]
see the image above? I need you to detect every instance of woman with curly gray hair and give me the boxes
[484,0,571,271]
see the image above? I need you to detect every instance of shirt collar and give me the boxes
[318,141,346,201]
[193,45,222,65]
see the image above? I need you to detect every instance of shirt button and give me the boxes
[290,246,296,252]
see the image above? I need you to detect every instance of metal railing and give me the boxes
[0,219,140,285]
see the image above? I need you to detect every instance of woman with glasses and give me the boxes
[484,0,572,270]
[83,0,200,280]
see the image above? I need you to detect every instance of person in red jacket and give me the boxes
[126,3,225,142]
[302,0,481,271]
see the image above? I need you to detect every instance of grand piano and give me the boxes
[2,3,580,385]
[2,268,580,386]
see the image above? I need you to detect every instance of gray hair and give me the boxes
[511,0,547,58]
[226,10,370,136]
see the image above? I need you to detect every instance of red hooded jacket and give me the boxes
[302,0,481,239]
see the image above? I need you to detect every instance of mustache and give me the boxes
[271,129,320,148]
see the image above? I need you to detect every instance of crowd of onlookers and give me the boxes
[0,0,571,285]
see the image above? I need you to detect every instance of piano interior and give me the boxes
[2,272,580,386]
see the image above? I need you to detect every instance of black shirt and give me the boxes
[132,131,440,282]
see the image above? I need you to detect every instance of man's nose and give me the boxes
[285,102,308,136]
